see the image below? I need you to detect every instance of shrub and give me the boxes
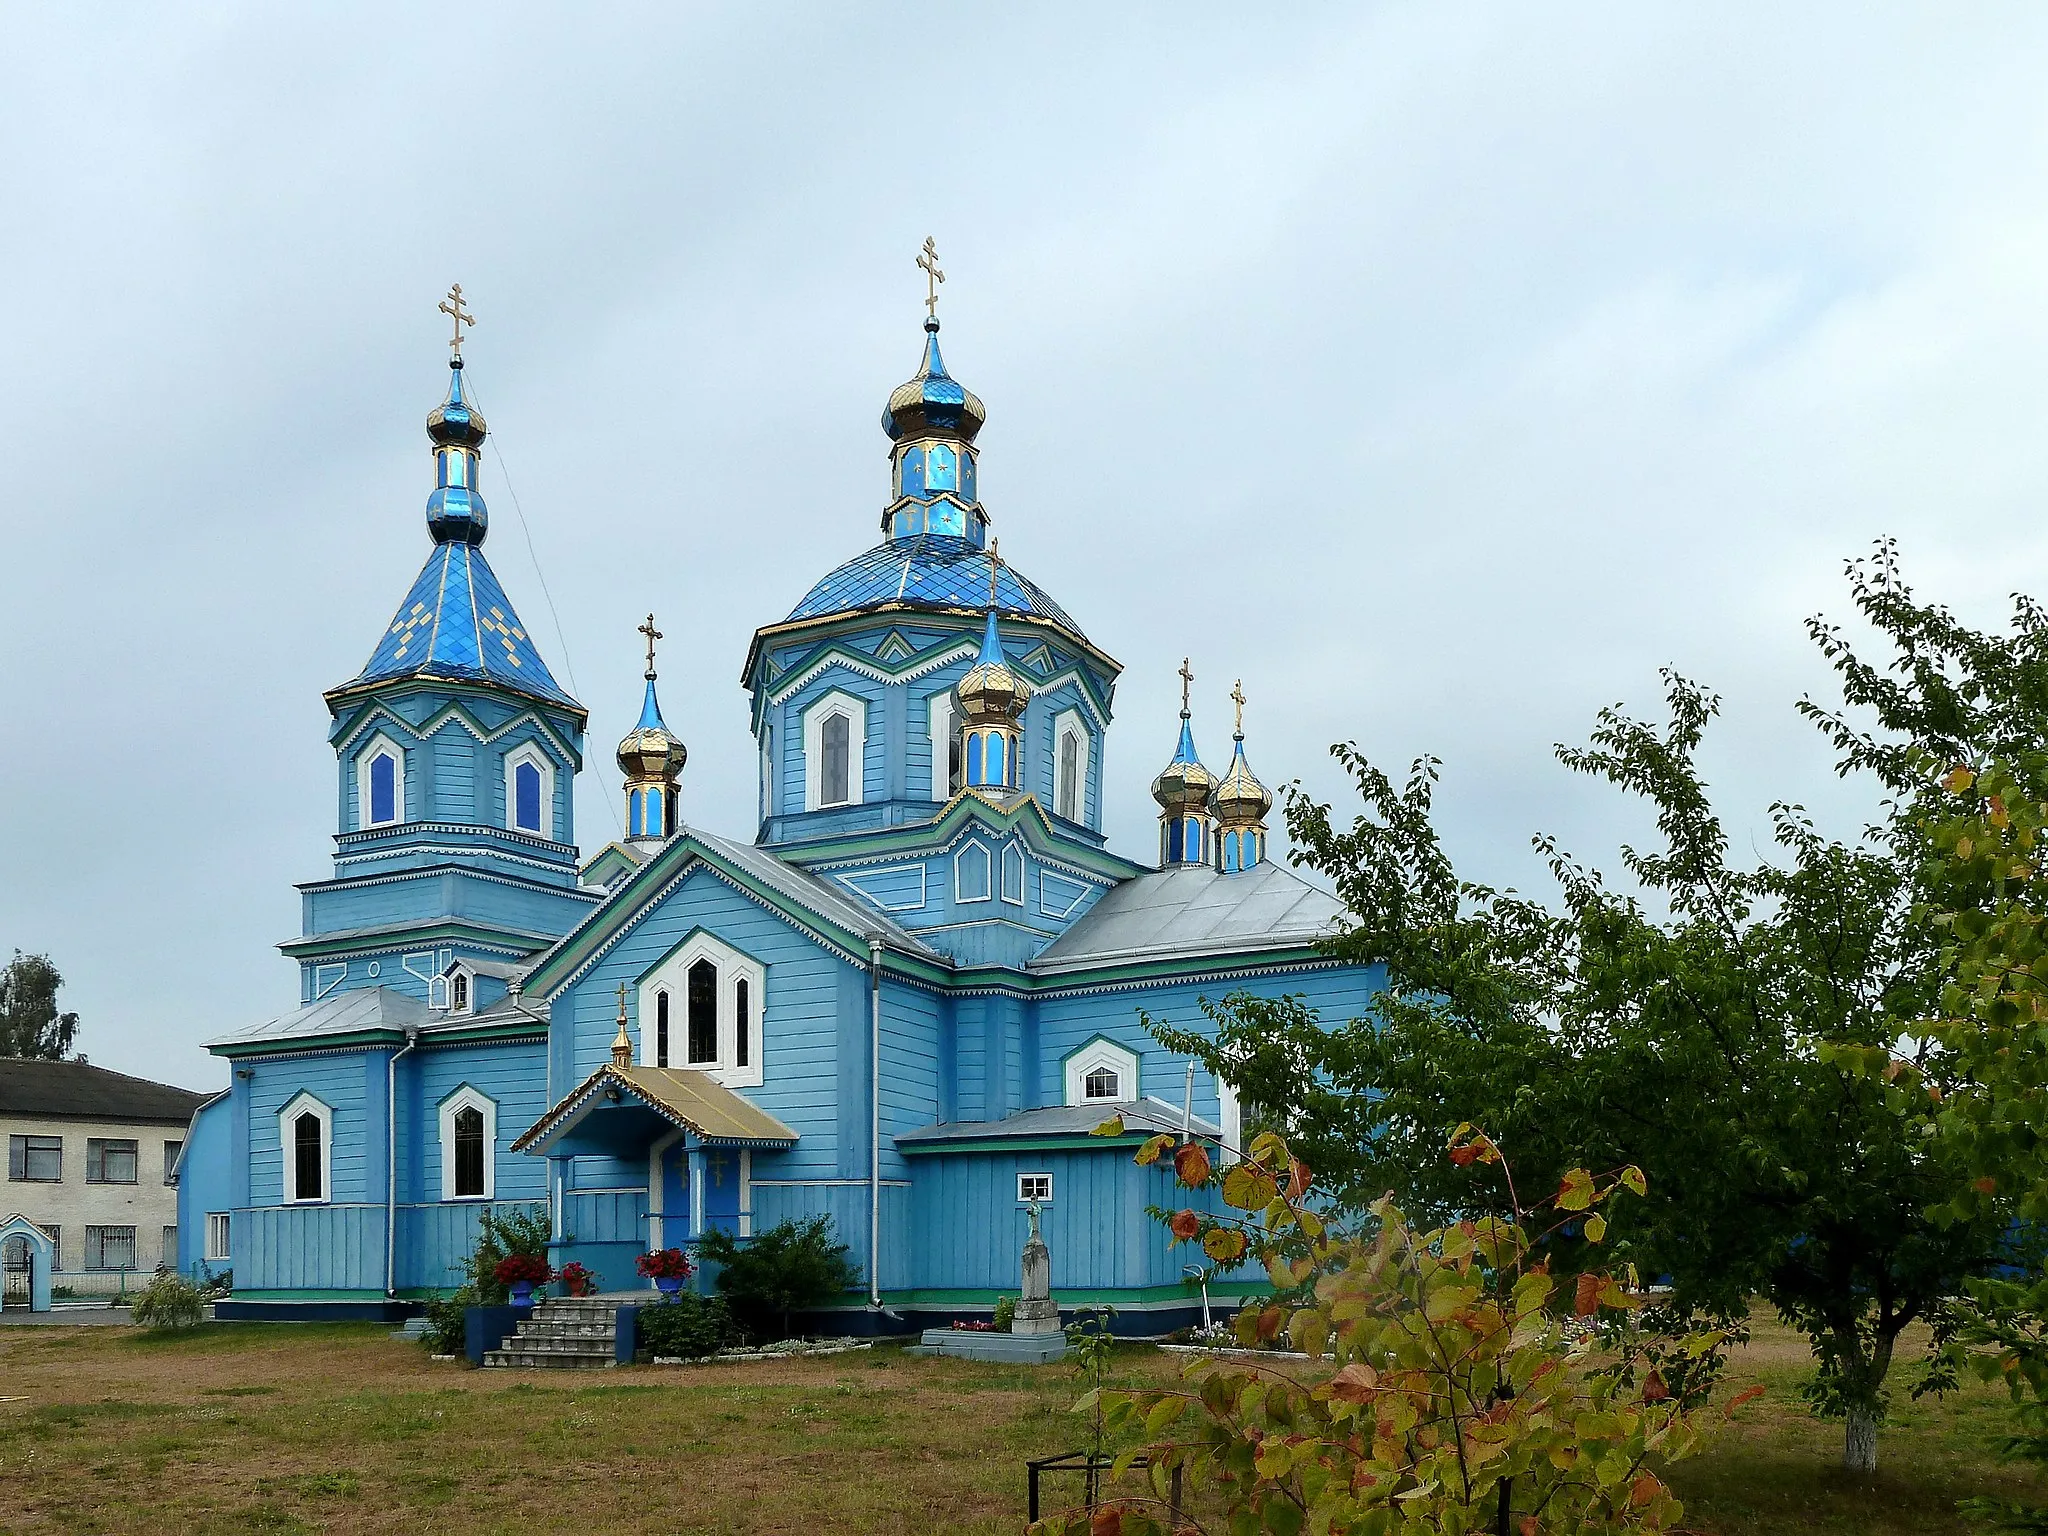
[637,1292,737,1359]
[459,1204,552,1304]
[992,1295,1017,1332]
[130,1272,204,1330]
[421,1286,475,1354]
[699,1216,859,1342]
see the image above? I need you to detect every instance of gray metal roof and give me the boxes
[898,1097,1221,1145]
[1030,860,1345,973]
[207,984,552,1051]
[687,826,948,964]
[0,1057,212,1123]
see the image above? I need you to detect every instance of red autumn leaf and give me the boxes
[1519,1519,1541,1536]
[1975,1176,1998,1195]
[1629,1473,1663,1507]
[1257,1305,1284,1341]
[1175,1141,1212,1187]
[1091,1505,1122,1536]
[1573,1272,1602,1317]
[1169,1209,1201,1242]
[1328,1362,1380,1402]
[1642,1369,1669,1402]
[1727,1384,1766,1412]
[1286,1157,1313,1199]
[1448,1145,1480,1167]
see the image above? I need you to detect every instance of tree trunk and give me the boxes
[1844,1406,1879,1474]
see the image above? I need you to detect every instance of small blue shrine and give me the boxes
[177,272,1383,1328]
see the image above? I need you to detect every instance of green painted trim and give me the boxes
[865,1281,1273,1308]
[231,1289,388,1301]
[279,918,555,962]
[944,947,1337,997]
[741,603,1123,698]
[785,791,1141,884]
[897,1134,1154,1156]
[210,1021,545,1060]
[323,672,590,733]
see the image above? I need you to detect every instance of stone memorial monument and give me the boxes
[912,1200,1070,1363]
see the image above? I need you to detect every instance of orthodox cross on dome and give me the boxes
[439,283,476,361]
[1179,657,1195,719]
[987,537,1001,608]
[638,613,663,680]
[917,236,945,319]
[611,983,633,1068]
[1231,678,1246,737]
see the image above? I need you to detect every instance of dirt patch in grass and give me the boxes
[0,1314,2040,1532]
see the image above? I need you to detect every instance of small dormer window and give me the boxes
[1084,1064,1121,1100]
[450,971,470,1013]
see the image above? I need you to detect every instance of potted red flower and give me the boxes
[494,1252,553,1309]
[557,1261,598,1299]
[636,1246,694,1297]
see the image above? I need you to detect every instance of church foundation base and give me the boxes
[910,1327,1070,1363]
[214,1298,422,1323]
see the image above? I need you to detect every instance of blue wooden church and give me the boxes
[176,276,1382,1326]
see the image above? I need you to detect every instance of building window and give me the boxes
[1018,1173,1053,1204]
[85,1225,136,1271]
[955,842,992,903]
[163,1141,183,1184]
[205,1213,231,1263]
[86,1138,138,1185]
[1001,844,1026,906]
[928,694,961,801]
[1084,1064,1121,1100]
[656,989,672,1067]
[736,978,750,1069]
[161,1225,178,1270]
[42,1225,60,1267]
[688,958,718,1064]
[803,692,867,811]
[1064,1037,1141,1108]
[450,971,470,1013]
[279,1093,332,1204]
[438,1086,497,1202]
[358,737,405,829]
[1055,713,1090,824]
[505,744,555,839]
[7,1134,61,1182]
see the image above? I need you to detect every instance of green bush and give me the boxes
[457,1205,551,1304]
[992,1295,1017,1331]
[699,1215,859,1342]
[421,1285,476,1354]
[130,1272,204,1330]
[637,1292,737,1359]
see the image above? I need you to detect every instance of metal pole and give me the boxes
[868,937,883,1310]
[385,1026,419,1298]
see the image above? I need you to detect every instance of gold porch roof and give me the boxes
[510,1062,799,1155]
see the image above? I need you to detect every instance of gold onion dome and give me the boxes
[883,319,987,443]
[616,672,685,783]
[1151,716,1215,814]
[1213,739,1272,826]
[956,608,1030,724]
[426,362,487,448]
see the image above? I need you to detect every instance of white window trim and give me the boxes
[277,1091,333,1205]
[204,1212,231,1263]
[927,692,956,801]
[1054,710,1090,825]
[355,734,406,829]
[1218,1074,1242,1164]
[760,727,774,819]
[1017,1172,1054,1204]
[431,960,475,1015]
[437,1084,498,1202]
[1000,843,1026,907]
[504,742,555,840]
[954,840,993,904]
[1063,1037,1140,1107]
[638,931,765,1089]
[803,690,868,811]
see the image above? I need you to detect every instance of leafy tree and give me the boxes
[699,1215,858,1341]
[1033,1120,1739,1536]
[1159,546,2037,1473]
[456,1204,551,1305]
[0,952,79,1059]
[130,1271,205,1330]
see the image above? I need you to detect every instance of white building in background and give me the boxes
[1,1059,207,1301]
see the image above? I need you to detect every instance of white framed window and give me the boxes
[803,690,868,811]
[1054,711,1090,824]
[927,692,961,800]
[504,742,555,839]
[1063,1037,1139,1107]
[205,1212,231,1263]
[433,961,474,1015]
[1000,844,1026,906]
[638,931,765,1089]
[278,1091,333,1204]
[760,728,774,819]
[1018,1172,1053,1204]
[438,1084,498,1201]
[356,735,406,829]
[954,841,992,903]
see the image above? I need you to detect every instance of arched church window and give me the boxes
[655,989,671,1068]
[1084,1064,1121,1101]
[368,751,399,827]
[450,972,470,1013]
[1058,731,1080,820]
[293,1114,323,1202]
[735,979,750,1069]
[687,959,718,1064]
[513,760,543,833]
[452,1106,485,1199]
[822,713,851,807]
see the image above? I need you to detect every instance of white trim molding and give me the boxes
[355,734,406,829]
[638,930,766,1089]
[1063,1036,1140,1107]
[803,690,868,811]
[504,741,556,840]
[927,691,957,801]
[1017,1171,1054,1204]
[277,1091,333,1205]
[437,1084,498,1201]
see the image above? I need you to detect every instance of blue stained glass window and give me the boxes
[629,788,646,837]
[986,733,1005,786]
[514,761,543,832]
[369,752,397,825]
[1164,819,1184,864]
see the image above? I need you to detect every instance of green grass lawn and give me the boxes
[0,1314,2038,1532]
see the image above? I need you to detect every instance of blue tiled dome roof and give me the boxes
[785,535,1086,640]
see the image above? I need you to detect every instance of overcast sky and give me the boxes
[3,7,2045,1089]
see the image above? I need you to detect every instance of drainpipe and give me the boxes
[868,936,884,1310]
[385,1025,419,1298]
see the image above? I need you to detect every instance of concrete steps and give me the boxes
[482,1296,623,1370]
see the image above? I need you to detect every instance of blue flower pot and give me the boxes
[509,1280,535,1309]
[655,1275,684,1297]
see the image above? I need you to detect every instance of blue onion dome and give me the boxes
[616,675,686,782]
[882,320,986,443]
[1151,715,1215,815]
[427,362,487,449]
[1213,738,1272,827]
[956,609,1031,726]
[785,535,1086,638]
